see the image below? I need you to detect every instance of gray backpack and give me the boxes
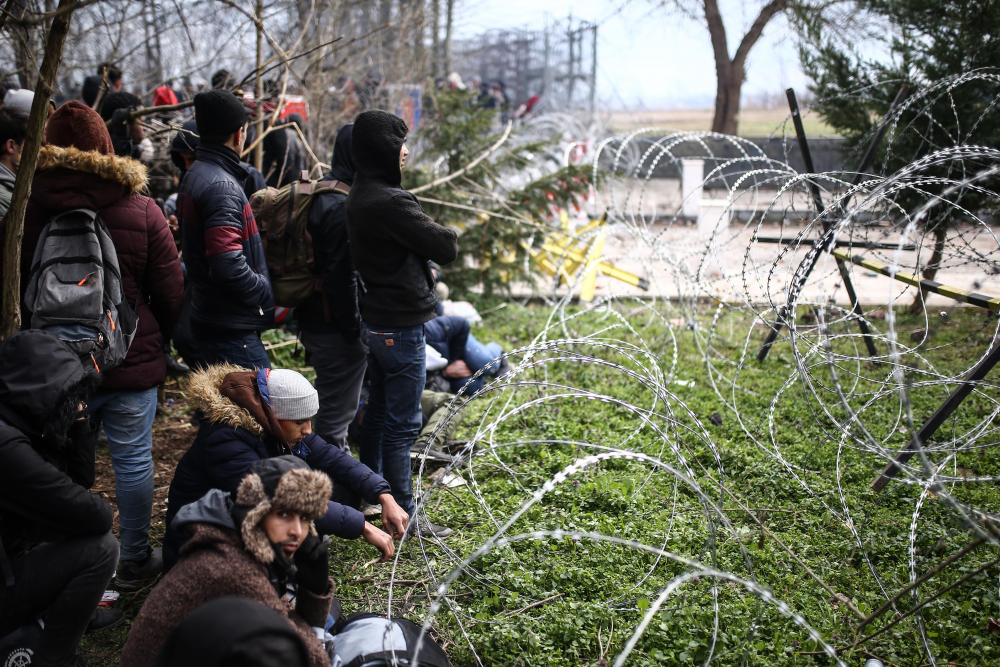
[23,208,138,372]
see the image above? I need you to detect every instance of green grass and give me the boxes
[82,302,1000,666]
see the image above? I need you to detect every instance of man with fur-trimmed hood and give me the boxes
[161,365,408,573]
[0,100,183,590]
[119,456,337,667]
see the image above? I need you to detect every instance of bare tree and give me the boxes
[664,0,804,135]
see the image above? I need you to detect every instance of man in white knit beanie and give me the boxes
[162,365,411,573]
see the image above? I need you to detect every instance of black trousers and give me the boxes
[0,532,118,667]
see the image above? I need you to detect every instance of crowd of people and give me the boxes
[0,64,508,666]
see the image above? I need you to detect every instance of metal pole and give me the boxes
[588,23,597,121]
[757,87,907,361]
[871,341,1000,492]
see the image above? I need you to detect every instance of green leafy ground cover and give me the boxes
[82,303,1000,666]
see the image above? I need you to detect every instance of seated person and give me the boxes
[410,390,468,465]
[156,597,312,667]
[0,331,120,667]
[162,366,408,573]
[120,457,336,667]
[423,315,508,394]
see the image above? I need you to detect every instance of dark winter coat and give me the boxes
[170,120,266,201]
[0,331,111,563]
[119,490,333,667]
[262,124,309,188]
[178,144,275,333]
[1,145,184,391]
[297,123,361,335]
[346,110,458,327]
[162,364,391,572]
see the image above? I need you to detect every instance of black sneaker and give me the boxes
[443,439,471,454]
[164,353,191,377]
[115,547,163,591]
[71,656,94,667]
[86,606,125,634]
[408,518,453,539]
[495,357,512,379]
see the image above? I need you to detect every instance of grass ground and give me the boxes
[605,107,839,138]
[81,302,1000,666]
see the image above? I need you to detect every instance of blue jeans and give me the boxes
[191,325,271,370]
[88,387,158,561]
[452,334,504,394]
[360,322,425,516]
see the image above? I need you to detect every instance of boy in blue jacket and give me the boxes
[161,365,408,572]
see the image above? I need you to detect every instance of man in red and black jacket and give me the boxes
[178,90,275,370]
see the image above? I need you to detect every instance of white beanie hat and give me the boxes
[4,89,34,116]
[266,369,318,420]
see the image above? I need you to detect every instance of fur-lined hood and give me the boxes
[37,144,147,194]
[187,363,285,442]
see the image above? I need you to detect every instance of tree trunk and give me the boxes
[253,0,264,172]
[431,0,440,78]
[2,0,78,340]
[443,0,454,74]
[703,0,787,136]
[711,61,743,135]
[908,222,949,315]
[11,0,35,90]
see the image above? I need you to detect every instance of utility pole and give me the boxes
[254,0,264,172]
[566,16,575,107]
[588,23,597,120]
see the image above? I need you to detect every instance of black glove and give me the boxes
[294,533,331,595]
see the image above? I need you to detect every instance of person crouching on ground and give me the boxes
[119,457,335,667]
[0,331,119,667]
[161,365,408,572]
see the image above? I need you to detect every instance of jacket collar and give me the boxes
[0,162,14,185]
[36,144,147,193]
[196,144,250,181]
[187,364,289,451]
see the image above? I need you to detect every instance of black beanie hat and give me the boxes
[194,89,251,142]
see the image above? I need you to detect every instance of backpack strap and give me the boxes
[315,180,351,196]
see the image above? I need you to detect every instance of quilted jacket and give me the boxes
[178,144,274,332]
[2,145,183,390]
[161,364,391,572]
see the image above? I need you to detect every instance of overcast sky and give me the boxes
[455,0,810,109]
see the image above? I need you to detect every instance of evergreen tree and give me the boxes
[402,88,590,299]
[800,0,1000,312]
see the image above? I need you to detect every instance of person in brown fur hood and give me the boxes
[0,100,183,590]
[119,456,337,667]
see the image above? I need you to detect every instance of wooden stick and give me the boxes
[1,0,77,339]
[501,592,563,617]
[410,120,513,195]
[858,536,985,631]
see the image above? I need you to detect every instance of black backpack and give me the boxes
[331,613,451,667]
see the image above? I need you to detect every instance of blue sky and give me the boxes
[456,0,810,109]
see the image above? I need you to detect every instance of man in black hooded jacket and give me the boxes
[346,110,458,537]
[297,123,367,452]
[0,330,120,667]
